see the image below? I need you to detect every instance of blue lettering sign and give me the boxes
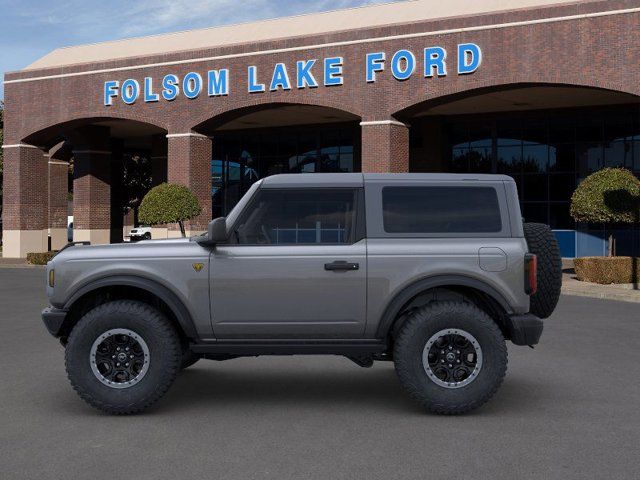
[296,60,318,89]
[104,80,119,106]
[183,72,202,99]
[144,77,159,102]
[101,44,483,105]
[121,79,140,104]
[366,52,385,83]
[248,66,265,93]
[424,47,447,77]
[391,50,416,81]
[208,69,229,96]
[324,57,343,86]
[270,63,291,91]
[458,43,482,74]
[162,74,179,101]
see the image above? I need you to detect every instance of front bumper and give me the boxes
[506,313,543,346]
[42,307,68,337]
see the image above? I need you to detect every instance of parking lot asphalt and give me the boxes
[1,267,639,480]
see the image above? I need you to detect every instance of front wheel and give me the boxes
[394,301,507,415]
[65,300,182,414]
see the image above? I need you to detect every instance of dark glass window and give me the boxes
[212,124,358,217]
[233,189,358,245]
[382,187,502,234]
[440,104,640,230]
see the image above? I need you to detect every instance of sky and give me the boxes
[0,0,402,100]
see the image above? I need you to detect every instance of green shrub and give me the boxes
[571,168,640,224]
[570,168,640,256]
[574,256,640,284]
[138,183,202,237]
[27,251,57,265]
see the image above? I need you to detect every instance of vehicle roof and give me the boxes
[261,173,515,187]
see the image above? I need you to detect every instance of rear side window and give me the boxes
[382,186,502,234]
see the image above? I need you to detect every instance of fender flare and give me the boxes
[63,275,198,338]
[375,275,513,338]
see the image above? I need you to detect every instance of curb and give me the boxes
[0,264,44,269]
[561,275,640,304]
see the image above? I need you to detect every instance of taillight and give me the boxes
[524,253,537,295]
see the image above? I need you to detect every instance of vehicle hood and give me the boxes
[52,237,196,262]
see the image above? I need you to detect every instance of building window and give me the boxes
[440,105,640,230]
[211,124,359,217]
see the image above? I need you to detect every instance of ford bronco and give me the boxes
[42,173,562,414]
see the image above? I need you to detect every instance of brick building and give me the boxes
[2,0,640,257]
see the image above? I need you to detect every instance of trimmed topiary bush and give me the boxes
[138,183,202,237]
[570,168,640,256]
[574,256,640,284]
[27,251,57,265]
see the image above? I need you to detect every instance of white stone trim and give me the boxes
[48,160,70,166]
[1,143,40,149]
[360,120,409,127]
[166,133,211,139]
[4,7,640,84]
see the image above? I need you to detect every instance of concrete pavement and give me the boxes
[1,268,639,480]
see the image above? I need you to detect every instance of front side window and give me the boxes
[382,186,502,234]
[233,189,359,245]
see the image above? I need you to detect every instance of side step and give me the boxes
[190,340,388,356]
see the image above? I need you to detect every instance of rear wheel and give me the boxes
[394,301,507,415]
[65,300,181,414]
[523,222,562,319]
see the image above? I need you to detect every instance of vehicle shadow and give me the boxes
[153,360,545,416]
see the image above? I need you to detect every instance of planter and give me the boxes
[26,251,57,265]
[574,256,640,284]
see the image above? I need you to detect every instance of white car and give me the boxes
[128,226,152,242]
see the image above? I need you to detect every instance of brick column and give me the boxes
[70,126,112,245]
[72,149,112,244]
[48,142,71,250]
[110,140,124,244]
[1,144,49,258]
[166,132,212,236]
[360,120,410,173]
[48,161,69,250]
[150,134,168,187]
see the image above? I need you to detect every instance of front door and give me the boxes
[210,187,366,339]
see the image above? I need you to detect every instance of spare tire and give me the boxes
[523,223,562,319]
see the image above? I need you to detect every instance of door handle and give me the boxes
[324,261,359,271]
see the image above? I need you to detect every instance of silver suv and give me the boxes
[42,173,562,415]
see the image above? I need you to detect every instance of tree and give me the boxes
[138,183,202,237]
[570,168,640,256]
[121,153,152,225]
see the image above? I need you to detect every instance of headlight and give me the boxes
[48,269,55,287]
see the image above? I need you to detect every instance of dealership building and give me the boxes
[2,0,640,257]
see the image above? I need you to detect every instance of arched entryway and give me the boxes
[396,84,640,257]
[193,103,361,217]
[5,118,168,254]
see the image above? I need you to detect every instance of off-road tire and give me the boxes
[523,222,562,319]
[65,300,181,414]
[394,301,507,415]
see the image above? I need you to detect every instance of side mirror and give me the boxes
[207,217,227,245]
[207,217,228,244]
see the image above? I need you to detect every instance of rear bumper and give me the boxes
[506,313,543,346]
[42,307,68,337]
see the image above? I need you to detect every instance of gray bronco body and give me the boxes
[42,173,558,414]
